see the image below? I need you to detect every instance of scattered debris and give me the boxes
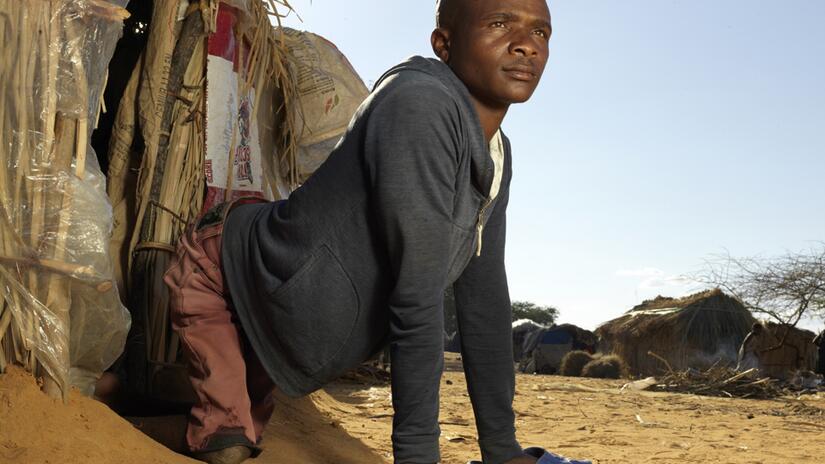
[639,351,825,399]
[620,376,658,393]
[650,367,785,399]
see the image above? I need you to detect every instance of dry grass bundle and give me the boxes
[581,355,627,379]
[559,350,595,377]
[0,0,128,398]
[120,1,209,393]
[596,289,755,376]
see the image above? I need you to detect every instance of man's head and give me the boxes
[432,0,551,110]
[752,323,764,334]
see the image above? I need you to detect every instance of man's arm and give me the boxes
[364,80,460,463]
[453,183,525,464]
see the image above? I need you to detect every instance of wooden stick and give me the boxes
[32,3,53,309]
[0,303,14,336]
[223,25,245,200]
[720,368,759,386]
[38,0,71,400]
[0,254,106,283]
[647,351,675,376]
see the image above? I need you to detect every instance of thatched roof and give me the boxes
[628,288,731,312]
[596,289,756,375]
[599,289,754,343]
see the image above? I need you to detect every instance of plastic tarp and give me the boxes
[0,0,131,397]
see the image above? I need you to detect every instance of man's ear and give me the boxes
[431,28,451,63]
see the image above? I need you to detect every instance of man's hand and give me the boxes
[505,455,538,464]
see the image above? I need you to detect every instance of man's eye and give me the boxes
[534,29,549,39]
[491,21,506,28]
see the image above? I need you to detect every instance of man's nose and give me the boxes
[509,29,538,57]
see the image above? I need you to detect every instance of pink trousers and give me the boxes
[164,204,275,455]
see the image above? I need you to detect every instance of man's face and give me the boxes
[438,0,551,108]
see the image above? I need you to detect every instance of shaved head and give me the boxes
[435,0,464,29]
[431,0,551,123]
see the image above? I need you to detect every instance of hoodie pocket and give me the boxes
[268,245,360,376]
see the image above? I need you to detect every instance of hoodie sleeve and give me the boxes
[453,149,524,464]
[363,78,461,464]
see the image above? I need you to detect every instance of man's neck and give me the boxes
[469,95,509,141]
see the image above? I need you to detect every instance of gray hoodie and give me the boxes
[222,56,521,463]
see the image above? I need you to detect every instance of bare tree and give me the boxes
[698,244,825,328]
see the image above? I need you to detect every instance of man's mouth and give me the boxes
[502,64,537,82]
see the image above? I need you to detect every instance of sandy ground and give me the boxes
[325,355,825,463]
[0,366,193,464]
[2,355,824,464]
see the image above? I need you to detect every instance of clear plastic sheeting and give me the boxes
[0,0,131,398]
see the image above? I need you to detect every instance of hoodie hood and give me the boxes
[374,56,496,198]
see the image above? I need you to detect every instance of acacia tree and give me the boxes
[699,244,825,328]
[511,301,559,326]
[443,289,559,334]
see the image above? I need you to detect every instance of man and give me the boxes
[164,1,556,463]
[814,328,825,375]
[736,322,763,371]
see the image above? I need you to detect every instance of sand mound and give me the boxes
[265,389,386,463]
[0,366,194,464]
[0,366,385,464]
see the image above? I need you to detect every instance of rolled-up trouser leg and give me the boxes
[245,339,276,440]
[164,220,274,455]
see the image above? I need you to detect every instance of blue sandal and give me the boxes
[466,447,592,464]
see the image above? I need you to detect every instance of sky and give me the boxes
[278,1,825,331]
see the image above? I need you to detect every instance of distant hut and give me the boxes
[444,331,462,354]
[519,323,598,374]
[512,319,545,362]
[740,322,818,379]
[596,289,755,376]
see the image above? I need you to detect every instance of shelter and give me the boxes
[512,319,545,362]
[1,0,368,406]
[444,331,461,354]
[519,323,597,374]
[741,322,818,380]
[596,289,755,376]
[99,0,367,404]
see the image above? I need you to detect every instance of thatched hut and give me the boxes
[512,319,545,362]
[596,289,755,376]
